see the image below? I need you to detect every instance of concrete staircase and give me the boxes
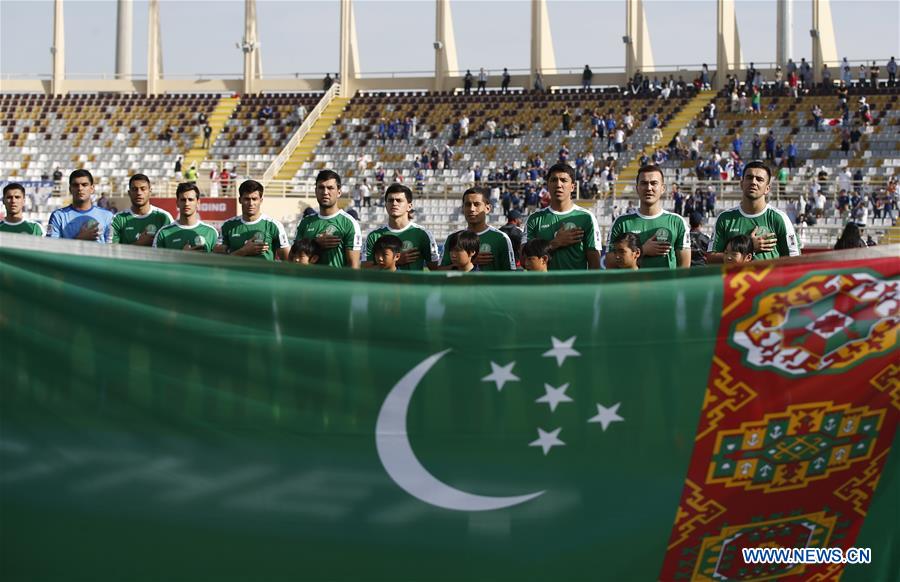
[183,95,240,168]
[615,90,716,196]
[882,225,900,244]
[274,96,350,181]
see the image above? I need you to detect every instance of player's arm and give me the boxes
[110,215,122,243]
[344,221,363,269]
[272,222,290,261]
[777,214,801,257]
[360,231,377,268]
[499,233,515,270]
[676,216,691,268]
[434,234,454,270]
[584,212,602,270]
[705,214,727,264]
[213,228,229,254]
[46,211,62,238]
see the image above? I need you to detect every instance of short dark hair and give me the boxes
[447,230,480,255]
[523,238,552,259]
[2,182,25,197]
[612,232,642,253]
[742,160,772,182]
[315,169,342,188]
[462,186,490,203]
[128,173,151,189]
[384,183,413,203]
[725,234,753,256]
[546,163,576,183]
[635,164,664,184]
[689,211,704,229]
[290,237,321,260]
[175,182,201,200]
[238,179,264,198]
[372,234,402,256]
[69,169,94,185]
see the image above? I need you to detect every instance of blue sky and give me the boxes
[1,0,897,78]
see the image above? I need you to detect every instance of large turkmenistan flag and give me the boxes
[0,234,897,581]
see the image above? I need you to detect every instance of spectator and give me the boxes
[219,167,231,195]
[258,105,274,121]
[732,133,743,157]
[501,68,511,93]
[185,164,198,182]
[623,108,634,131]
[688,212,709,267]
[174,155,183,181]
[202,124,212,148]
[672,184,684,216]
[477,68,488,93]
[197,111,207,126]
[834,222,867,250]
[562,108,571,132]
[499,209,524,265]
[459,114,470,138]
[442,144,453,170]
[700,63,710,90]
[533,71,545,92]
[358,179,371,207]
[485,118,497,142]
[614,127,625,155]
[841,57,852,86]
[765,133,776,161]
[323,73,333,91]
[464,70,473,94]
[751,133,762,159]
[858,63,867,87]
[581,65,593,90]
[822,65,832,88]
[888,57,898,87]
[786,140,798,169]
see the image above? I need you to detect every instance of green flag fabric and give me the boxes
[0,234,897,581]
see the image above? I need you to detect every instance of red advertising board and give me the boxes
[151,198,236,229]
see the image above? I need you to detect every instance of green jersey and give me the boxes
[0,219,44,236]
[607,210,689,269]
[523,206,601,270]
[110,206,174,244]
[363,223,440,271]
[294,210,363,268]
[440,226,515,271]
[219,214,289,261]
[152,221,219,252]
[708,205,800,260]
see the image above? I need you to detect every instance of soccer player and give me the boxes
[294,169,362,268]
[0,183,44,236]
[446,230,480,272]
[288,238,321,265]
[607,232,642,270]
[607,164,690,269]
[216,179,289,260]
[439,187,515,271]
[152,182,218,252]
[723,234,754,264]
[522,238,552,272]
[371,234,402,272]
[362,183,439,270]
[707,160,800,262]
[522,163,601,270]
[46,169,114,242]
[111,174,173,245]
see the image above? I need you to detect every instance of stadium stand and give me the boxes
[291,88,697,194]
[207,92,324,172]
[1,93,219,185]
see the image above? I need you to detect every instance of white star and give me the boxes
[587,402,624,431]
[529,427,565,455]
[542,336,581,367]
[481,361,520,391]
[536,383,574,412]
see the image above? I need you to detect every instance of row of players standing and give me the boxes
[0,162,799,269]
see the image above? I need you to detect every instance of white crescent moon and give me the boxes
[376,349,545,511]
